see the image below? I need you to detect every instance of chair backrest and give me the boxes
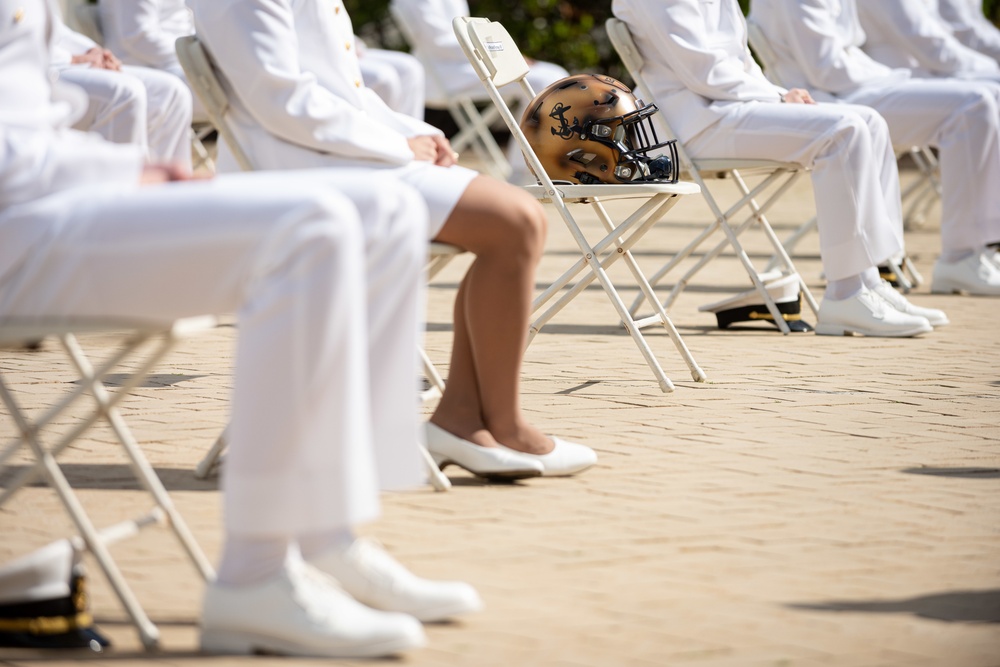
[745,18,787,87]
[453,17,532,91]
[452,17,560,185]
[73,3,104,45]
[174,35,254,171]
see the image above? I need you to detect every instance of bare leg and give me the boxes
[430,176,553,455]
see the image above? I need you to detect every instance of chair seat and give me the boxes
[690,158,802,174]
[0,316,218,649]
[524,181,701,203]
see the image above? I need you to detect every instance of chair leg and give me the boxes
[0,373,162,650]
[530,194,707,389]
[419,444,451,492]
[195,428,228,480]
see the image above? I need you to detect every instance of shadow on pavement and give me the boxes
[901,466,1000,479]
[0,464,218,492]
[788,589,1000,623]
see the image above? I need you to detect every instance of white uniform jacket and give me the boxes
[749,0,912,100]
[857,0,1000,79]
[189,0,439,169]
[389,0,473,101]
[937,0,1000,62]
[611,0,785,142]
[0,0,143,281]
[98,0,195,71]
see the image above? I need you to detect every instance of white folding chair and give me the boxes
[607,18,819,334]
[176,35,453,491]
[74,4,215,172]
[389,5,513,181]
[453,16,706,392]
[745,18,927,288]
[0,317,217,650]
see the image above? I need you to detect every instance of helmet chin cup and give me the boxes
[521,74,679,185]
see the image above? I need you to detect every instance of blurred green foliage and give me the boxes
[347,0,1000,84]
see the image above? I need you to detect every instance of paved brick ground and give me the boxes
[1,168,998,666]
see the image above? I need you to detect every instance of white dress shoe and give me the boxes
[200,560,425,658]
[424,422,543,480]
[985,250,1000,271]
[871,280,949,327]
[931,252,1000,296]
[495,437,597,477]
[311,538,483,622]
[815,287,932,337]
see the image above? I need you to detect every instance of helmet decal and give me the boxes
[548,103,577,140]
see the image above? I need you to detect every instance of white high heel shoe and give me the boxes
[424,423,543,480]
[495,438,597,477]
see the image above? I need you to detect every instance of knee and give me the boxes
[497,187,547,261]
[291,192,365,255]
[823,113,872,155]
[958,86,999,126]
[162,77,194,123]
[111,76,147,111]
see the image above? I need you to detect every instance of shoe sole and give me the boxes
[814,323,931,337]
[407,598,485,623]
[931,285,1000,296]
[201,628,423,658]
[434,458,543,481]
[931,277,1000,296]
[540,460,597,477]
[930,282,967,295]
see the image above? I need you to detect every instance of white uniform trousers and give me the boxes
[0,170,427,538]
[683,102,903,281]
[359,48,426,120]
[841,78,1000,251]
[161,61,211,124]
[59,65,193,168]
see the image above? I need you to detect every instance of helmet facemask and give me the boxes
[585,101,679,184]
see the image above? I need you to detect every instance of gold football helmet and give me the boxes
[519,74,678,185]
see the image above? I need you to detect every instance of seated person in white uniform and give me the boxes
[188,0,597,480]
[357,38,427,119]
[389,0,570,183]
[857,0,1000,93]
[613,0,946,337]
[50,10,192,167]
[750,0,1000,296]
[937,0,1000,63]
[97,0,209,123]
[2,0,479,657]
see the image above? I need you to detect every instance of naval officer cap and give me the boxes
[698,272,813,332]
[0,540,109,651]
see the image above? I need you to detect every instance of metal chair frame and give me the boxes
[454,16,707,393]
[0,317,217,650]
[607,17,819,333]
